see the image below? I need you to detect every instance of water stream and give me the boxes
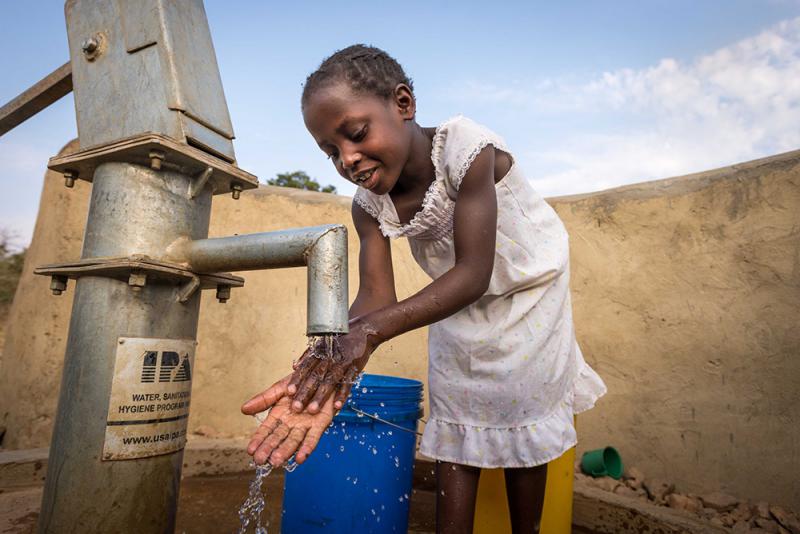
[236,334,419,533]
[236,334,340,533]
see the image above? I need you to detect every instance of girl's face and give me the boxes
[303,81,416,195]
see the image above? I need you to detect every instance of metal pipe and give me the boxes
[38,162,209,533]
[187,225,349,334]
[33,1,350,531]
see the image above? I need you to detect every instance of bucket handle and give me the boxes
[346,405,424,436]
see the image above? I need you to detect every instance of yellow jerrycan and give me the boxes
[473,434,576,533]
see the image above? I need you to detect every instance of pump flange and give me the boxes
[34,255,244,303]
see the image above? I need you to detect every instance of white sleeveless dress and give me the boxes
[354,116,606,468]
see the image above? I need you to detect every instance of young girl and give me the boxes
[242,44,606,533]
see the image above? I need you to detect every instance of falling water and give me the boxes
[306,333,340,361]
[236,459,299,534]
[236,462,272,534]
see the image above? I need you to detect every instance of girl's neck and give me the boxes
[392,122,436,197]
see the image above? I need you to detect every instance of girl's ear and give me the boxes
[393,83,416,120]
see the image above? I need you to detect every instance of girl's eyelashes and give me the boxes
[351,126,367,142]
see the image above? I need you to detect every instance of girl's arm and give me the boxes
[348,201,398,319]
[291,145,499,412]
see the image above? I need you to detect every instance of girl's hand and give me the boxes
[245,388,336,466]
[241,374,291,416]
[287,318,379,413]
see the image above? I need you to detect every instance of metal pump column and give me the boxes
[29,1,348,532]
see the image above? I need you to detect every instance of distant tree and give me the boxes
[266,171,337,194]
[0,230,26,304]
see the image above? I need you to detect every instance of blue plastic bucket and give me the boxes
[281,374,423,533]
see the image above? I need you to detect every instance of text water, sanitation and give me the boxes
[103,337,197,460]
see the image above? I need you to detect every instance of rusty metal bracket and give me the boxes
[34,255,244,303]
[188,166,214,199]
[176,275,201,303]
[47,133,258,196]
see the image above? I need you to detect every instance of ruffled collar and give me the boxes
[361,116,461,239]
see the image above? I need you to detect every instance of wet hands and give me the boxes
[288,319,379,414]
[241,375,336,466]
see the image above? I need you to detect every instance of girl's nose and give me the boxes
[340,149,361,170]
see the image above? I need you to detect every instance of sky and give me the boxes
[1,1,799,248]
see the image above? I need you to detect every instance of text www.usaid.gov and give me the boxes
[122,429,186,445]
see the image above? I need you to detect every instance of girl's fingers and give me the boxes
[246,414,283,455]
[288,355,319,396]
[291,358,330,412]
[241,376,291,415]
[307,365,346,413]
[333,366,359,409]
[269,427,307,466]
[296,421,326,464]
[253,421,290,465]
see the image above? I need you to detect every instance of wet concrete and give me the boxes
[0,471,437,533]
[175,470,437,533]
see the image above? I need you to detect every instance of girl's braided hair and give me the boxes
[301,44,414,108]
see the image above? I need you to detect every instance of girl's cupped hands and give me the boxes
[241,375,336,466]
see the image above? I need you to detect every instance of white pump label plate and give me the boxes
[103,337,196,460]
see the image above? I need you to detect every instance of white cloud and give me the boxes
[458,17,800,196]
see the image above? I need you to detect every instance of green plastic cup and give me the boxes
[581,447,623,479]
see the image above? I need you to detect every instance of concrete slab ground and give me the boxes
[0,439,733,534]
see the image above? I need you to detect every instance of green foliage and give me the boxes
[0,232,26,304]
[266,171,337,194]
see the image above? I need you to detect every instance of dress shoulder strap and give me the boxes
[353,188,382,219]
[432,115,510,199]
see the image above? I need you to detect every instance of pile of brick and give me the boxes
[575,465,799,533]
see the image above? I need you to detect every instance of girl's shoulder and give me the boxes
[432,115,510,197]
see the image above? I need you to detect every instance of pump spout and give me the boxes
[186,224,348,335]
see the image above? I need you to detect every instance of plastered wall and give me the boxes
[550,151,800,510]
[1,144,798,509]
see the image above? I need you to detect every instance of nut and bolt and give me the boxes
[63,170,77,188]
[81,34,102,61]
[216,285,231,303]
[149,150,166,170]
[128,272,147,292]
[231,183,243,200]
[50,276,67,296]
[82,38,98,54]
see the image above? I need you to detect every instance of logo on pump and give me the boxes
[140,351,191,383]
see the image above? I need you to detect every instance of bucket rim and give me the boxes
[334,406,424,423]
[355,374,423,390]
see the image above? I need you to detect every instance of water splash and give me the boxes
[306,334,340,362]
[237,462,272,534]
[237,458,299,534]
